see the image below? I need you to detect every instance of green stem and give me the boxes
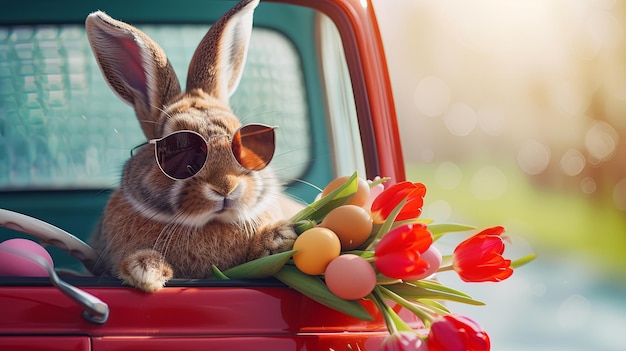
[377,278,403,285]
[371,286,415,334]
[369,177,391,188]
[436,265,455,273]
[510,253,537,269]
[379,285,435,328]
[370,288,397,334]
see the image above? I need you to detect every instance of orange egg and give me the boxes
[325,254,377,300]
[320,205,373,250]
[293,227,341,275]
[321,175,371,207]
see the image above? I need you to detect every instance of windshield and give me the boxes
[0,2,365,275]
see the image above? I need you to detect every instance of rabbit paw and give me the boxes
[249,221,298,259]
[119,249,173,292]
[268,222,298,254]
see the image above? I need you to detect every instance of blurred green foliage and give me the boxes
[406,161,626,279]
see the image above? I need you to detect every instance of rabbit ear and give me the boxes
[186,0,259,103]
[85,11,181,139]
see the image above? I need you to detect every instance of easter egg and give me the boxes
[320,205,373,250]
[321,176,370,207]
[408,245,442,281]
[293,227,341,275]
[0,238,53,277]
[325,254,377,300]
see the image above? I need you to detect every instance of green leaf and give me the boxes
[211,265,230,280]
[362,198,407,250]
[289,172,359,223]
[378,199,407,236]
[222,250,297,279]
[293,219,316,235]
[410,279,474,298]
[376,273,401,285]
[369,177,390,188]
[391,218,433,228]
[510,253,537,269]
[429,223,476,241]
[273,265,374,321]
[418,299,450,315]
[387,280,485,306]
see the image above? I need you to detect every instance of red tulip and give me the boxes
[374,224,433,280]
[452,226,513,282]
[371,181,426,224]
[380,331,429,351]
[427,315,490,351]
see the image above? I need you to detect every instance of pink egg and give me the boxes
[408,245,442,281]
[325,254,377,300]
[0,239,53,277]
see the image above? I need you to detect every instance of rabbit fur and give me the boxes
[86,0,299,292]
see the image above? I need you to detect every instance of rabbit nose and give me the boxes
[209,175,239,197]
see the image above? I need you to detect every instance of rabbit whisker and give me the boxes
[151,223,173,257]
[136,119,160,126]
[154,104,175,121]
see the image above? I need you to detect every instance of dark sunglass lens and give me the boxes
[232,125,276,171]
[156,132,207,179]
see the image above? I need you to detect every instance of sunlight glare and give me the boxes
[560,149,586,177]
[443,102,477,137]
[585,121,618,162]
[517,139,550,175]
[413,76,450,117]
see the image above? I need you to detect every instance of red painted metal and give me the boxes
[0,336,90,351]
[0,284,419,349]
[1,286,388,336]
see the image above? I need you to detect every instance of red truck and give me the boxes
[0,0,410,349]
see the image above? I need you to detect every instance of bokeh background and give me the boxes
[372,0,626,350]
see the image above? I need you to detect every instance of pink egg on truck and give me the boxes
[325,254,377,300]
[0,238,53,277]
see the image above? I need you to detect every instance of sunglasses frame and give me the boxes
[148,123,278,180]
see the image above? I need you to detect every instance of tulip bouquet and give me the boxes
[212,172,535,351]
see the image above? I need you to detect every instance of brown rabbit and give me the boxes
[86,0,299,292]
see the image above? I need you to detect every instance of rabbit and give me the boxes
[85,0,301,292]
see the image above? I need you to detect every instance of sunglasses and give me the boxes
[148,123,277,180]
